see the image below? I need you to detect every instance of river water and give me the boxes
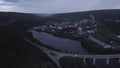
[30,30,120,68]
[31,30,90,54]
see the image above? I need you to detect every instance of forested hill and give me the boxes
[46,9,120,21]
[0,12,47,32]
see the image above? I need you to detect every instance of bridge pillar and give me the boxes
[83,57,86,64]
[106,58,110,65]
[93,58,96,65]
[119,58,120,64]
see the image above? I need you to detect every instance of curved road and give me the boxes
[24,39,120,68]
[32,30,90,54]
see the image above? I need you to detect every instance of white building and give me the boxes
[57,26,63,30]
[117,35,120,38]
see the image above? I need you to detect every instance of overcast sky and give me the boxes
[0,0,120,13]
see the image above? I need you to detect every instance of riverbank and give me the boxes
[33,29,120,54]
[26,30,91,54]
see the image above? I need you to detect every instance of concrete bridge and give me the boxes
[24,39,120,68]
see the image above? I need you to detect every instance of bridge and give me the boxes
[24,39,120,68]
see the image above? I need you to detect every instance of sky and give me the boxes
[0,0,120,13]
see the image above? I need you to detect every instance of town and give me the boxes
[34,15,97,37]
[32,14,120,51]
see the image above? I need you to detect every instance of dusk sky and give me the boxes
[0,0,120,13]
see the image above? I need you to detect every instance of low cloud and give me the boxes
[0,0,120,13]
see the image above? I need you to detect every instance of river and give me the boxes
[31,30,90,54]
[30,30,120,68]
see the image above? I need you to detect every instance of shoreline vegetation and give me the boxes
[0,9,120,68]
[31,30,120,54]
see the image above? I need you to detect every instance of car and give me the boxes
[111,47,115,49]
[49,52,57,56]
[110,41,113,44]
[104,46,111,49]
[73,54,78,57]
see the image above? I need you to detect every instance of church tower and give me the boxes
[89,14,97,31]
[89,14,95,25]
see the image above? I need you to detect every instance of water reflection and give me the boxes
[32,30,90,54]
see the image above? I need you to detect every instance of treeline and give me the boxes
[0,12,57,68]
[0,26,57,68]
[81,38,120,54]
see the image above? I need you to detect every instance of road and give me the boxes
[31,30,90,54]
[24,39,120,59]
[24,39,120,68]
[89,36,120,50]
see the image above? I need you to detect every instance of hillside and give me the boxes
[48,9,120,20]
[0,12,48,32]
[0,9,120,68]
[43,9,120,35]
[0,12,56,68]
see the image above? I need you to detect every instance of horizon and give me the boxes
[0,0,120,13]
[0,9,119,14]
